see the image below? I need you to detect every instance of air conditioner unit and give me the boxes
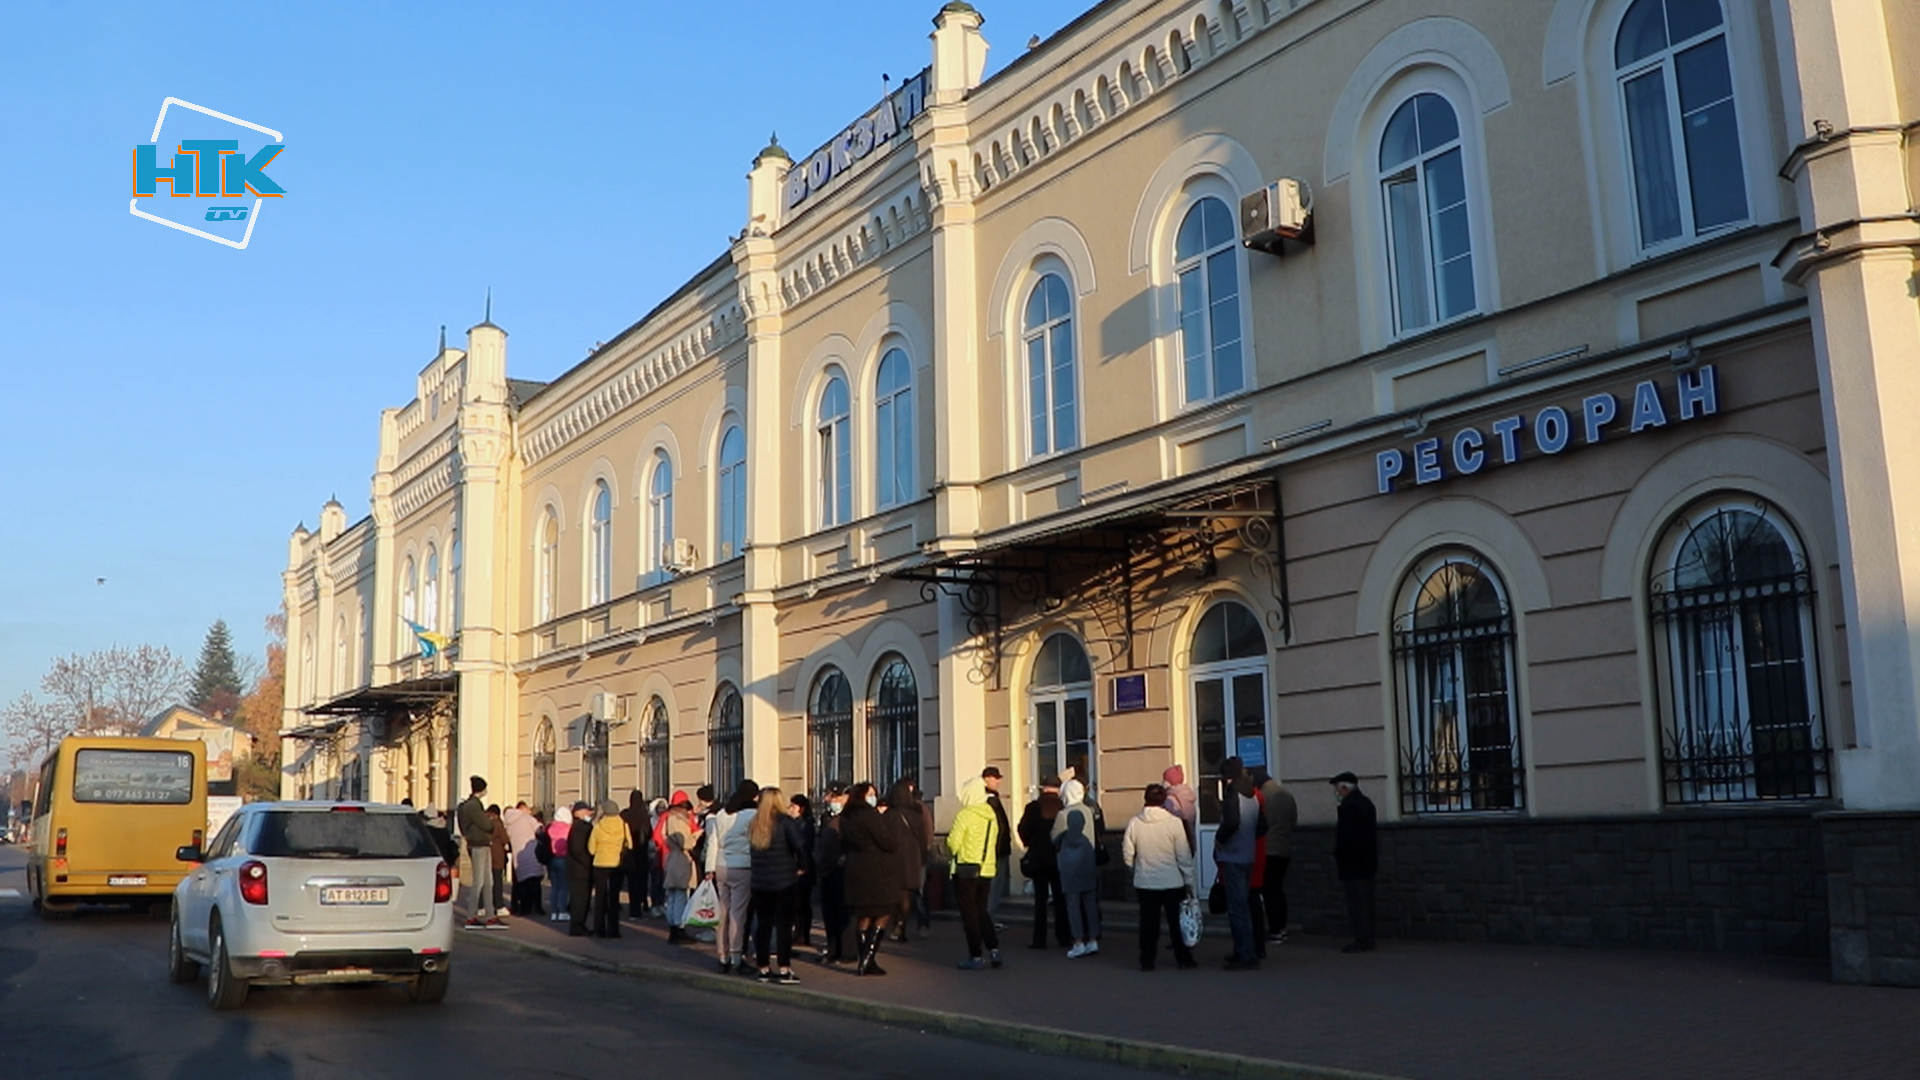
[1240,178,1313,255]
[664,538,698,573]
[588,693,612,722]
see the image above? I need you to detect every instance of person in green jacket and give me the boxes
[946,777,1002,970]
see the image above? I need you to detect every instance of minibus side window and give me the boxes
[34,759,54,818]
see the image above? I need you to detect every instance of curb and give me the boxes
[466,931,1406,1080]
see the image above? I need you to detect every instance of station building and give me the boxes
[282,0,1920,984]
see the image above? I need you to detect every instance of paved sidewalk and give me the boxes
[462,904,1919,1080]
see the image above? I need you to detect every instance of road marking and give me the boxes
[0,888,22,899]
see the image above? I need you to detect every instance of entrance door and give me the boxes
[1027,634,1096,798]
[1186,601,1271,890]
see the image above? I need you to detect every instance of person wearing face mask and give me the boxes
[787,793,818,952]
[1330,771,1377,953]
[838,781,902,975]
[812,783,852,965]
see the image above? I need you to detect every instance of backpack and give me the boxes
[535,826,553,866]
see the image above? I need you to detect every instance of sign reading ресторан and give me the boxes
[1375,365,1719,494]
[785,69,928,213]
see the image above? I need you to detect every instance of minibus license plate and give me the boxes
[107,875,147,887]
[320,887,389,905]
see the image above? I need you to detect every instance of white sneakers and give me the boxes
[1066,940,1102,958]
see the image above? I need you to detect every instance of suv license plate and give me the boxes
[107,875,147,887]
[319,887,390,905]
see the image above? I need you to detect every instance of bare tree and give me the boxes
[39,646,191,737]
[2,692,69,771]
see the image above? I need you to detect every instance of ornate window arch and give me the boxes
[1648,495,1828,803]
[1392,549,1524,814]
[708,685,742,796]
[873,348,914,510]
[587,480,613,606]
[1022,271,1079,457]
[867,655,919,791]
[1029,633,1095,796]
[808,667,854,799]
[716,423,747,561]
[816,370,852,528]
[641,696,672,801]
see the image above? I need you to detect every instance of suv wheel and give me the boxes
[206,920,249,1010]
[407,965,451,1004]
[168,916,201,983]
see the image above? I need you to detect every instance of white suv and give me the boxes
[168,801,457,1009]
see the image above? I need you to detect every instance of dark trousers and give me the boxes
[1218,861,1256,962]
[512,874,545,915]
[1136,887,1195,968]
[567,871,593,932]
[1261,855,1291,934]
[1029,869,1071,946]
[591,867,622,937]
[625,852,649,917]
[752,884,797,969]
[1344,877,1377,946]
[954,874,998,958]
[820,871,850,958]
[791,875,815,945]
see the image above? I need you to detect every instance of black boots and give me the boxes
[855,927,888,976]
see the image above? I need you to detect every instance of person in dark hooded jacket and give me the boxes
[620,790,652,918]
[838,782,902,975]
[885,779,931,941]
[564,801,596,936]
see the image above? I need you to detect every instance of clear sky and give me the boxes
[0,0,1093,743]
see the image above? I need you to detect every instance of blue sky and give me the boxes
[0,0,1090,738]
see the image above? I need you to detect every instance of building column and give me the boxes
[455,320,517,800]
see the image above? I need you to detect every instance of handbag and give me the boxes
[1208,879,1227,915]
[682,878,721,929]
[1179,890,1205,948]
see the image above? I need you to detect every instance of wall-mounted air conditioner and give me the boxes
[1241,178,1313,255]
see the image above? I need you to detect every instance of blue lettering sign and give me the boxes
[1678,365,1719,420]
[1376,449,1405,494]
[1628,379,1668,432]
[1582,393,1618,444]
[1413,438,1443,484]
[1452,427,1485,475]
[785,70,929,212]
[1535,406,1570,454]
[1490,415,1524,464]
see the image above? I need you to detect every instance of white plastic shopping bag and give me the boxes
[682,879,721,929]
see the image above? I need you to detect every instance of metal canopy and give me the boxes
[303,674,458,718]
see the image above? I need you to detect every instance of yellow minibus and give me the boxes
[27,736,209,917]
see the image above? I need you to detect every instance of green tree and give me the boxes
[190,619,244,717]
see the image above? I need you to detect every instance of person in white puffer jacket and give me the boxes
[1122,783,1197,971]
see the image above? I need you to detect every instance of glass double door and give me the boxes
[1031,689,1094,793]
[1190,661,1270,890]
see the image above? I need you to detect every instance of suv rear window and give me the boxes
[249,811,440,859]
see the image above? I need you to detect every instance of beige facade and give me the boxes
[283,0,1918,955]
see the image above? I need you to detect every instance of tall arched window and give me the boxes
[448,533,462,630]
[716,424,747,561]
[1029,633,1094,795]
[582,716,610,807]
[808,668,854,799]
[532,718,557,818]
[1380,92,1475,335]
[708,685,743,796]
[400,556,418,643]
[333,615,348,692]
[1188,600,1268,822]
[874,349,914,510]
[1615,0,1747,251]
[422,545,440,631]
[641,696,672,801]
[647,451,675,583]
[588,481,613,605]
[1174,195,1246,405]
[1392,551,1523,814]
[868,656,919,791]
[817,373,852,528]
[1023,273,1078,457]
[536,510,559,623]
[1649,498,1827,803]
[300,634,315,704]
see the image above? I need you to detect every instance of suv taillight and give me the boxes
[433,861,452,903]
[239,860,269,905]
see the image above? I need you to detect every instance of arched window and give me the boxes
[1649,498,1827,803]
[588,481,613,605]
[536,510,559,623]
[817,373,852,528]
[808,668,854,799]
[300,633,315,704]
[1023,273,1079,457]
[641,696,672,802]
[449,533,462,630]
[708,685,743,796]
[1029,633,1094,795]
[1392,551,1523,814]
[532,718,557,818]
[1380,92,1476,335]
[1174,196,1246,405]
[422,544,440,631]
[1615,0,1747,251]
[868,656,919,791]
[874,349,914,510]
[582,715,610,807]
[400,556,418,651]
[716,424,747,561]
[333,615,348,692]
[1188,600,1268,822]
[647,451,675,584]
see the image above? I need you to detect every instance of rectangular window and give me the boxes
[1424,149,1475,320]
[72,749,194,805]
[1027,336,1050,455]
[1622,68,1683,245]
[1674,38,1747,231]
[1049,324,1077,451]
[1178,269,1208,404]
[1384,172,1431,331]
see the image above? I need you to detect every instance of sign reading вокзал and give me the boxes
[129,97,286,249]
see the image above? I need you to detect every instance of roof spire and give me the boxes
[484,287,492,324]
[438,324,446,353]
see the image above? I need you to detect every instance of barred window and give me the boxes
[532,717,556,819]
[808,668,854,800]
[1392,551,1524,813]
[867,656,919,792]
[1650,498,1828,804]
[708,685,742,796]
[582,717,610,807]
[640,697,671,801]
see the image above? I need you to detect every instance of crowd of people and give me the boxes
[429,756,1381,979]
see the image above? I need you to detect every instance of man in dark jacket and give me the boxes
[565,801,596,936]
[981,766,1013,918]
[1016,777,1071,948]
[455,776,499,929]
[1330,771,1378,953]
[620,790,651,919]
[1213,757,1268,970]
[813,783,851,964]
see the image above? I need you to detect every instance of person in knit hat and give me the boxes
[1161,764,1199,844]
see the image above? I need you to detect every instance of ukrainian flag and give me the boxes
[405,620,454,660]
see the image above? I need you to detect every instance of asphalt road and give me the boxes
[0,846,1122,1080]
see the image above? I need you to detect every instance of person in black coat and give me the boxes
[1016,783,1071,948]
[837,782,902,975]
[787,793,818,950]
[883,780,928,942]
[1330,772,1378,953]
[564,801,596,936]
[813,784,852,965]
